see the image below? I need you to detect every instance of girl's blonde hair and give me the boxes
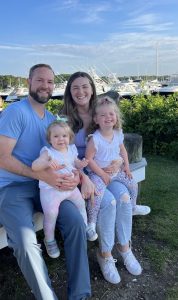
[88,96,123,134]
[47,116,74,145]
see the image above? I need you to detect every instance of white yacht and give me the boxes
[0,87,14,100]
[88,68,110,95]
[155,74,178,96]
[5,87,28,102]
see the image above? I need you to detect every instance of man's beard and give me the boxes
[29,87,52,104]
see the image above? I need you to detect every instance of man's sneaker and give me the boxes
[132,205,151,216]
[96,250,121,284]
[44,239,60,258]
[120,249,142,275]
[86,223,98,241]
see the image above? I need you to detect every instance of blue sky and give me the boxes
[1,0,178,77]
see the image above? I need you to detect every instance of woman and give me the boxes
[62,71,144,284]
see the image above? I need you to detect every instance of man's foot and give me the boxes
[119,249,142,275]
[86,223,98,241]
[132,205,151,216]
[44,239,60,258]
[96,249,121,284]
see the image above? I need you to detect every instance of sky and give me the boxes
[1,0,178,78]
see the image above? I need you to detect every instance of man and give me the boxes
[0,64,91,300]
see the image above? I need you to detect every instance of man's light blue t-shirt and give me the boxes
[0,98,55,187]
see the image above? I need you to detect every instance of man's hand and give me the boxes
[59,170,80,190]
[34,168,79,190]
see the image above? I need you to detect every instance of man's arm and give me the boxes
[0,135,35,178]
[0,135,80,189]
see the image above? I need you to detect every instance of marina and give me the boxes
[1,71,178,103]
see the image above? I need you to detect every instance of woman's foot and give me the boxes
[44,239,60,258]
[96,249,121,284]
[132,205,151,216]
[119,248,142,275]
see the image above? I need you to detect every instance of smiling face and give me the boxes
[94,104,118,131]
[49,125,70,151]
[28,67,54,104]
[70,76,93,108]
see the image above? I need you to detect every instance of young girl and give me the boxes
[85,96,150,241]
[32,117,88,258]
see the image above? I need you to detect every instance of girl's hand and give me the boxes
[123,165,133,179]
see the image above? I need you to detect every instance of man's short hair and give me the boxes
[29,64,55,79]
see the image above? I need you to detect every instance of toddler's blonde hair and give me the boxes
[47,117,74,145]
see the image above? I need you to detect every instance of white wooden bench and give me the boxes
[0,158,147,250]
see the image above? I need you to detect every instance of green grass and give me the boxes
[134,155,178,298]
[1,155,178,299]
[137,156,178,249]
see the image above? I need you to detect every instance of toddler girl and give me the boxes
[32,116,88,258]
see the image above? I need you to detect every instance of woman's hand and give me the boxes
[80,173,96,205]
[103,158,123,175]
[101,172,111,185]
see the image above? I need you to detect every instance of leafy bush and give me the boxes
[169,140,178,160]
[45,99,63,115]
[119,93,178,157]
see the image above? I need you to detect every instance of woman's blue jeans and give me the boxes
[97,181,132,253]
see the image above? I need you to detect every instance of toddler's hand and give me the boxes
[80,158,89,168]
[75,158,89,169]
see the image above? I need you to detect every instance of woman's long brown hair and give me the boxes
[60,71,97,133]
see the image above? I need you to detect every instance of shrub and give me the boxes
[45,99,63,115]
[169,139,178,160]
[119,93,178,157]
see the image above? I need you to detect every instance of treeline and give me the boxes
[0,74,71,90]
[0,75,27,89]
[0,73,170,90]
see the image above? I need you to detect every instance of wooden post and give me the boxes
[124,133,142,163]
